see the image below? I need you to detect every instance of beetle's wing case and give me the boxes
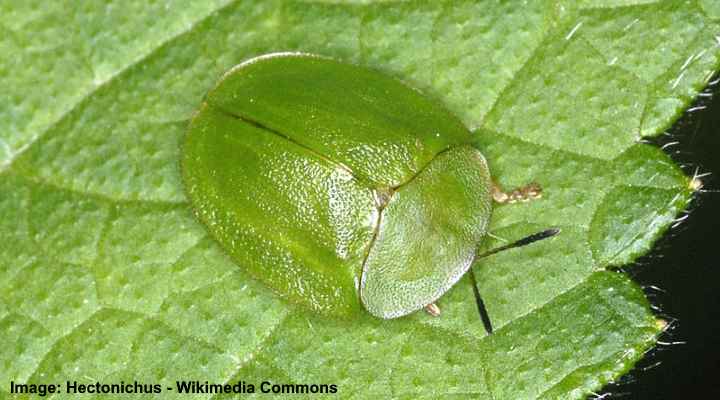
[206,53,469,188]
[182,103,377,316]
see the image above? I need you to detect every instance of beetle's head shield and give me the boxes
[359,145,492,319]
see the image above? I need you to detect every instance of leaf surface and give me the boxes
[1,0,718,398]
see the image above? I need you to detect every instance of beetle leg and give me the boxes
[492,181,542,204]
[424,303,441,317]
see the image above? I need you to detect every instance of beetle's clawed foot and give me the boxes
[492,182,542,204]
[424,303,441,317]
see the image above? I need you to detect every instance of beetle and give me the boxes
[181,52,556,333]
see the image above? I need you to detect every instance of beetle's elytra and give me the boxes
[181,52,546,322]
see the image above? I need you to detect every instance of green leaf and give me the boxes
[1,0,717,399]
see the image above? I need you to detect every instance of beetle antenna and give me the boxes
[470,228,560,334]
[475,228,560,261]
[468,268,494,334]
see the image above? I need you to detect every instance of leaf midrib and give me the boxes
[1,0,243,173]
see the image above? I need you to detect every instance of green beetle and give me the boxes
[181,53,550,328]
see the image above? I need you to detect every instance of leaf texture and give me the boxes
[1,0,718,398]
